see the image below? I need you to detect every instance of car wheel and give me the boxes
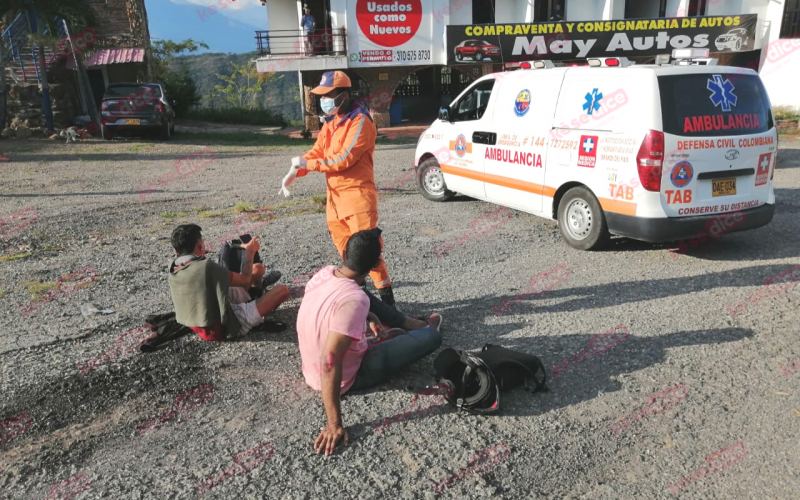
[101,124,113,141]
[557,186,610,250]
[416,157,454,202]
[735,39,742,51]
[455,52,463,61]
[159,120,171,141]
[170,119,175,135]
[475,52,483,61]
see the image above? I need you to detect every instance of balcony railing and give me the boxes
[255,28,347,58]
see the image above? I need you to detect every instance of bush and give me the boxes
[185,107,287,127]
[161,67,201,116]
[773,106,800,121]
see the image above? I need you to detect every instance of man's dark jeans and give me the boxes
[349,290,442,392]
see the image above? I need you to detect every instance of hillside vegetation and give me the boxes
[172,51,301,122]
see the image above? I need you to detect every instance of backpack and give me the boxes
[217,233,263,299]
[476,344,547,393]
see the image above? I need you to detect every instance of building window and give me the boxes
[441,67,472,97]
[472,0,495,25]
[688,0,707,17]
[625,0,667,19]
[781,0,800,38]
[394,72,420,98]
[534,0,565,22]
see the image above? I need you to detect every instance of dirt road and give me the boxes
[1,136,799,499]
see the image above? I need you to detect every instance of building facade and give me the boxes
[68,0,155,109]
[255,0,799,129]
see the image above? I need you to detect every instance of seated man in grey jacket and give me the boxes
[168,224,290,341]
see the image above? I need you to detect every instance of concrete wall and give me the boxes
[603,0,626,20]
[495,0,533,23]
[448,0,473,25]
[664,0,683,17]
[756,0,798,110]
[267,0,302,55]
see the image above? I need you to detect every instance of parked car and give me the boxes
[715,28,749,51]
[100,83,175,140]
[414,53,777,250]
[454,40,501,62]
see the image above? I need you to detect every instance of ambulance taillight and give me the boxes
[636,130,665,192]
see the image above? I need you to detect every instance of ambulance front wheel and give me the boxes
[558,187,610,250]
[417,158,454,202]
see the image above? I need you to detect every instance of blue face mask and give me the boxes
[321,93,343,116]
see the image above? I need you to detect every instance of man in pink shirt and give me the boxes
[297,229,442,455]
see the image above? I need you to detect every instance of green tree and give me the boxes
[211,60,283,110]
[151,38,208,78]
[151,39,207,115]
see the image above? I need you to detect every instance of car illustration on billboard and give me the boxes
[454,39,501,61]
[715,28,749,51]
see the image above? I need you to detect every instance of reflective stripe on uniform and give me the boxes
[318,117,366,166]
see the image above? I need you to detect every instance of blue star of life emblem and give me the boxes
[583,89,603,115]
[707,75,738,112]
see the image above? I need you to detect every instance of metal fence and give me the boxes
[255,28,346,57]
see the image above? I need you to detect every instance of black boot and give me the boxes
[378,285,396,307]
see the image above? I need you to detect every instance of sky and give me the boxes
[145,0,269,54]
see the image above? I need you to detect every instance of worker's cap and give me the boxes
[303,4,310,9]
[311,71,351,95]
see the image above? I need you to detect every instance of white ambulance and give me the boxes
[413,50,777,250]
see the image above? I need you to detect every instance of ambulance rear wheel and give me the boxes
[417,158,454,202]
[558,187,610,250]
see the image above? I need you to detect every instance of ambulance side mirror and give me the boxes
[439,107,452,122]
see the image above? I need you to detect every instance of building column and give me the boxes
[302,71,320,131]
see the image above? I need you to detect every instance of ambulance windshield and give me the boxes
[658,73,772,137]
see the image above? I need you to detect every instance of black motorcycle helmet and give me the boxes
[434,349,500,414]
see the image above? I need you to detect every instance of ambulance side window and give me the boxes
[453,80,495,122]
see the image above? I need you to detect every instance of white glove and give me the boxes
[291,156,308,169]
[279,164,301,197]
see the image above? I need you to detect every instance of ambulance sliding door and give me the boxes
[485,72,563,214]
[438,79,496,199]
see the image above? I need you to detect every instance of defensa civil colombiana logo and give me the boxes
[670,161,694,188]
[455,134,468,157]
[514,89,531,117]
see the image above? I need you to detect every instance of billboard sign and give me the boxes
[348,0,437,67]
[446,15,758,64]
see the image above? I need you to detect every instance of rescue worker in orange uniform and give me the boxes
[279,71,395,306]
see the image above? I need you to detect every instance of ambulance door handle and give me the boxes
[472,131,496,145]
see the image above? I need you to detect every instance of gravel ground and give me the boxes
[0,135,799,500]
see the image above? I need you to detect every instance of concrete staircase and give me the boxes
[1,12,65,84]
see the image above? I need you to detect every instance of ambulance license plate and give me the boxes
[125,119,140,125]
[712,178,736,197]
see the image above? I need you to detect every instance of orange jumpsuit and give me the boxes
[298,106,391,289]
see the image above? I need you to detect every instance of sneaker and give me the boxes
[427,313,443,332]
[261,270,282,292]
